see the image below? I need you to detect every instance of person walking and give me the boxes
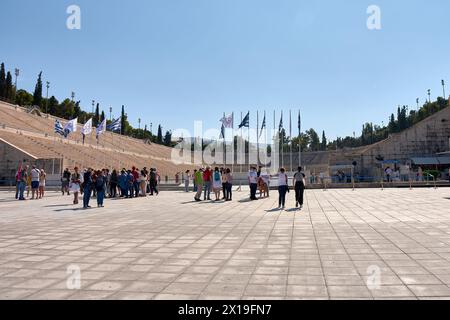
[194,168,204,201]
[95,170,107,207]
[15,166,21,200]
[38,169,46,199]
[248,166,258,201]
[30,165,40,200]
[203,166,212,200]
[278,167,289,210]
[293,166,306,209]
[212,167,222,201]
[61,168,71,196]
[185,170,191,192]
[83,168,93,209]
[71,167,81,205]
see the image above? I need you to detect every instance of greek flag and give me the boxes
[54,120,65,136]
[63,118,78,135]
[107,117,121,132]
[219,124,225,139]
[279,111,283,132]
[238,112,250,129]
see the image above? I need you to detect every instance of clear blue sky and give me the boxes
[1,0,449,140]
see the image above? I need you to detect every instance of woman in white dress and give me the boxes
[38,169,46,199]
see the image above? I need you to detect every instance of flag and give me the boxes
[107,117,121,132]
[219,124,225,139]
[63,118,78,135]
[96,119,106,137]
[238,112,250,129]
[279,111,283,132]
[259,112,266,138]
[82,118,93,135]
[220,114,233,128]
[54,120,65,136]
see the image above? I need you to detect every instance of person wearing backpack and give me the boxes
[212,167,222,201]
[96,170,107,207]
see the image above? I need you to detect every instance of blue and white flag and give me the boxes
[82,118,92,135]
[107,117,121,132]
[219,124,225,139]
[220,114,233,128]
[238,112,250,129]
[279,111,283,132]
[259,112,266,138]
[96,119,107,138]
[54,120,65,136]
[63,118,78,136]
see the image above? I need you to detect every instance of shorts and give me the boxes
[31,181,39,189]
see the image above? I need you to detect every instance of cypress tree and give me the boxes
[321,130,327,151]
[100,110,105,122]
[121,105,125,135]
[33,71,43,107]
[0,63,5,99]
[94,103,100,126]
[157,125,163,144]
[5,71,13,101]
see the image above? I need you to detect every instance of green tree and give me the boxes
[47,96,59,115]
[0,63,5,99]
[93,103,100,126]
[157,125,163,144]
[306,128,320,151]
[321,130,327,151]
[121,105,125,135]
[59,99,75,119]
[33,71,43,107]
[100,110,105,122]
[164,130,172,146]
[5,71,13,101]
[15,89,33,106]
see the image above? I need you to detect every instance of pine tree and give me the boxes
[94,103,100,126]
[0,63,6,99]
[100,110,105,122]
[5,71,13,101]
[164,130,172,146]
[121,105,125,135]
[157,125,163,144]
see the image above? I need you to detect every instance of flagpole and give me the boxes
[223,112,226,167]
[290,109,293,172]
[281,110,284,170]
[299,109,302,168]
[273,110,275,174]
[247,110,250,168]
[257,110,259,168]
[240,112,243,174]
[231,112,234,174]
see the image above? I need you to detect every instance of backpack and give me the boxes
[214,172,221,181]
[150,171,156,180]
[95,176,105,191]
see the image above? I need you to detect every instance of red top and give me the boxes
[132,170,139,181]
[203,170,212,182]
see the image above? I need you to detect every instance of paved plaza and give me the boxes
[1,187,450,300]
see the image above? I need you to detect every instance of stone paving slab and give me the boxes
[1,188,450,300]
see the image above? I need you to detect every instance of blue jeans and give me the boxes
[18,181,26,200]
[278,185,288,207]
[97,190,105,206]
[203,181,211,200]
[83,188,91,208]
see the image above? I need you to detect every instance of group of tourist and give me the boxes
[63,166,161,209]
[184,165,306,210]
[15,165,47,201]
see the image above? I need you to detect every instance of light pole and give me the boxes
[442,80,446,99]
[14,68,19,97]
[150,123,153,136]
[109,107,112,121]
[138,118,141,130]
[416,98,419,110]
[91,100,95,114]
[71,92,75,102]
[427,89,431,103]
[45,81,50,116]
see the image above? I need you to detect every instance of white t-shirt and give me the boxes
[248,171,258,184]
[31,169,40,182]
[278,173,288,186]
